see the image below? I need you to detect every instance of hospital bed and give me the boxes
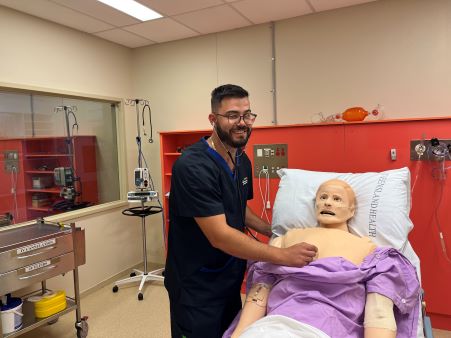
[234,167,433,338]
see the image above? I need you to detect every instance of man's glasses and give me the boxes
[215,112,257,124]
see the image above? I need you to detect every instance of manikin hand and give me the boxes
[281,242,318,267]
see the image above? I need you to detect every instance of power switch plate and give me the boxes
[253,144,288,178]
[390,148,397,161]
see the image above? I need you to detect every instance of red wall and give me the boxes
[244,118,451,330]
[161,117,451,330]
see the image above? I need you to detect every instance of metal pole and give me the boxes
[270,22,278,125]
[135,100,142,169]
[63,106,75,170]
[30,94,35,137]
[71,223,82,322]
[141,200,148,275]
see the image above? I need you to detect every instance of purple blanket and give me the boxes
[223,247,420,338]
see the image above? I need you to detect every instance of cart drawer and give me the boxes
[0,252,75,295]
[0,233,73,274]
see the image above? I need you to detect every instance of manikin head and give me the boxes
[315,179,356,232]
[208,84,255,149]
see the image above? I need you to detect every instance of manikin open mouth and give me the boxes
[320,210,336,216]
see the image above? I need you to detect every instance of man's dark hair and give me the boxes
[211,84,249,112]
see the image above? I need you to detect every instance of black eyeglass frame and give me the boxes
[214,112,258,124]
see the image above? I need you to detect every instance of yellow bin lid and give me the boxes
[34,291,67,318]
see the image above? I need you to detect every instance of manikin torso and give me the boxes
[271,227,377,266]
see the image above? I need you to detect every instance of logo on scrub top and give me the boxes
[242,177,248,186]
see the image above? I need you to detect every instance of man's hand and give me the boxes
[280,242,318,267]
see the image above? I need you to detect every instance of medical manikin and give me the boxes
[228,179,415,338]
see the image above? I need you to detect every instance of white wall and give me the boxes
[0,6,132,98]
[0,5,143,295]
[276,0,451,124]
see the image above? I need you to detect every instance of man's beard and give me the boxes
[215,123,252,148]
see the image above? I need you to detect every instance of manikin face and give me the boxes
[211,97,252,148]
[315,180,355,229]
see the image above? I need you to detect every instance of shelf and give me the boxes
[28,207,53,212]
[25,171,54,174]
[164,152,182,156]
[25,154,71,158]
[27,188,61,194]
[3,296,76,338]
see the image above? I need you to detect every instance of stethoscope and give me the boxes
[211,125,259,241]
[224,146,259,242]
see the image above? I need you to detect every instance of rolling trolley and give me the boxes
[0,219,88,338]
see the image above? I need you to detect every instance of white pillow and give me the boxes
[271,167,413,250]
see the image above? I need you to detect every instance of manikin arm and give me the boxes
[231,283,271,338]
[364,293,397,338]
[231,238,282,337]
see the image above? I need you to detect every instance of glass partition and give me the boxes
[0,91,120,226]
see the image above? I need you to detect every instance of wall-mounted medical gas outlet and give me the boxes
[410,139,451,161]
[253,144,288,178]
[3,150,19,173]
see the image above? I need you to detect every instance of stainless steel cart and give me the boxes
[0,220,88,338]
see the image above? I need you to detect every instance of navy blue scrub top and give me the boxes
[164,137,253,306]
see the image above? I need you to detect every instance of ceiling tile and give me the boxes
[139,0,223,16]
[231,0,312,24]
[124,18,199,43]
[309,0,377,12]
[94,28,155,48]
[0,0,113,33]
[50,0,141,27]
[174,4,251,34]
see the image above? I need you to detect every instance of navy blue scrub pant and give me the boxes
[169,293,242,338]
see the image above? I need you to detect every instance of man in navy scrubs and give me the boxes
[164,84,317,338]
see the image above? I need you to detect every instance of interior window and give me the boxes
[0,91,120,226]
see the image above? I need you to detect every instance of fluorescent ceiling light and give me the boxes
[97,0,162,21]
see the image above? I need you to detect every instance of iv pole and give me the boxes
[112,98,163,301]
[54,105,79,204]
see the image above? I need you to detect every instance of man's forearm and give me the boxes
[245,206,272,237]
[214,225,283,263]
[195,214,315,267]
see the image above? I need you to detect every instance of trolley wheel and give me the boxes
[76,317,89,338]
[130,272,137,277]
[138,293,144,301]
[112,285,119,293]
